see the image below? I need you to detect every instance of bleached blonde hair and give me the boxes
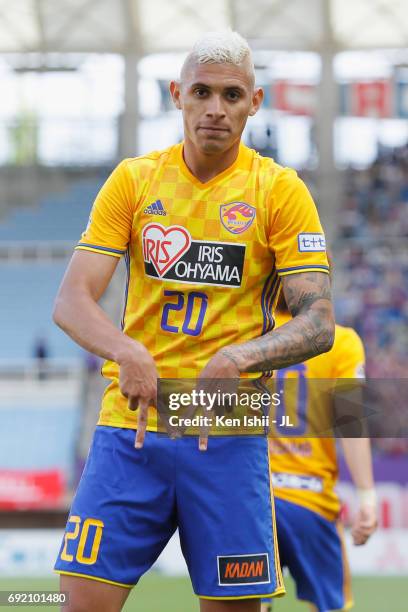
[190,30,253,67]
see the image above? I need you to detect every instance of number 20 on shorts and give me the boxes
[60,516,104,565]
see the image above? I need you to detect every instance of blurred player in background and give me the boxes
[262,291,377,612]
[53,31,335,612]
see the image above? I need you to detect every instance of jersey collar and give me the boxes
[173,141,252,189]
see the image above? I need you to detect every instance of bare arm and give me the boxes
[197,271,334,450]
[219,271,334,373]
[53,250,158,447]
[340,437,377,545]
[53,250,129,361]
[341,438,374,491]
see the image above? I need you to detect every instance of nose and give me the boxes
[205,95,226,119]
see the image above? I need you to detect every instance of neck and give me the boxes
[182,139,241,183]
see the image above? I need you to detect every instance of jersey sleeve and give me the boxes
[334,327,366,379]
[268,168,329,276]
[76,159,135,258]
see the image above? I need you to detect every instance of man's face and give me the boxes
[170,60,263,155]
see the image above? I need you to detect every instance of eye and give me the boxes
[226,90,241,101]
[194,87,208,98]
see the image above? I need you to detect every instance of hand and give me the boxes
[197,349,241,451]
[117,341,159,449]
[199,349,241,380]
[351,504,378,545]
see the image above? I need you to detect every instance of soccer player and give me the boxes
[53,31,334,612]
[261,294,377,612]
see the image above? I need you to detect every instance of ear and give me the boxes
[170,81,182,110]
[248,87,264,117]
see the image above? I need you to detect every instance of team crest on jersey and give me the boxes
[220,202,256,234]
[142,222,245,287]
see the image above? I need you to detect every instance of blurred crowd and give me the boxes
[339,145,408,240]
[335,145,408,376]
[336,242,408,378]
[334,145,408,452]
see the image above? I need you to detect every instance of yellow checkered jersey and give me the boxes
[76,143,329,430]
[269,312,365,521]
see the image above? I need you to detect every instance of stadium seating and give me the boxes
[0,179,107,358]
[0,180,99,242]
[0,263,81,359]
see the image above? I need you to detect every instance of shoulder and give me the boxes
[120,144,177,176]
[248,148,293,183]
[330,324,365,378]
[332,324,364,357]
[249,148,297,179]
[253,152,309,203]
[334,324,362,345]
[245,149,303,208]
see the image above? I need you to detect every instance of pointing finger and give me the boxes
[135,398,149,449]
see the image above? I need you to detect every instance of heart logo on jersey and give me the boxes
[142,223,192,276]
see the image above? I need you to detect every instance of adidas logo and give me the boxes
[144,200,166,216]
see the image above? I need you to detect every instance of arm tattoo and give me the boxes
[222,272,335,373]
[284,271,332,317]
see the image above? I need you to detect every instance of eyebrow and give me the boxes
[190,82,246,92]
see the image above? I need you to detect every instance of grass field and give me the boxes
[0,574,407,611]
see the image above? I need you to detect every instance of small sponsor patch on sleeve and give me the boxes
[218,553,270,586]
[297,233,326,252]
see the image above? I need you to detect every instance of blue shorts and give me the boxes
[263,498,352,612]
[55,426,285,600]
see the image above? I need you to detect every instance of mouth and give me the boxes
[198,126,229,133]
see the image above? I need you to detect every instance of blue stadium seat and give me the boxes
[0,263,81,359]
[0,179,101,241]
